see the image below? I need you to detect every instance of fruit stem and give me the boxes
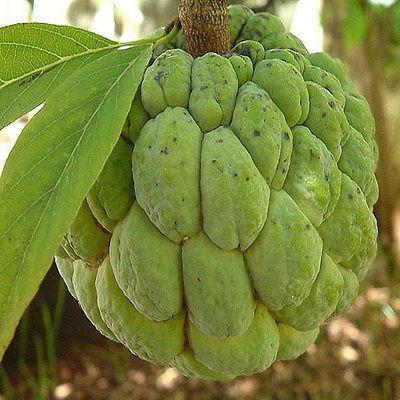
[178,0,230,58]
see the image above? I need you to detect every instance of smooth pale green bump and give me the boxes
[132,107,202,242]
[64,200,110,267]
[200,127,270,251]
[238,13,285,43]
[228,4,254,44]
[141,49,193,117]
[72,261,118,341]
[109,202,182,321]
[304,81,350,160]
[307,52,347,86]
[95,257,185,365]
[344,93,375,143]
[270,129,293,191]
[318,173,378,265]
[252,59,309,127]
[245,190,323,311]
[366,175,379,209]
[86,138,134,232]
[261,32,308,55]
[230,81,289,184]
[371,139,379,170]
[171,350,235,380]
[55,256,77,300]
[231,40,265,64]
[276,324,319,361]
[303,65,345,108]
[274,253,344,331]
[227,54,253,87]
[329,265,359,319]
[284,126,341,227]
[189,53,238,132]
[125,89,150,143]
[338,126,376,195]
[264,49,310,73]
[341,222,378,280]
[182,231,255,338]
[188,302,279,375]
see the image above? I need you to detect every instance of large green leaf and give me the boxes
[0,43,152,360]
[0,23,120,130]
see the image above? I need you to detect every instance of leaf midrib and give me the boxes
[0,41,125,88]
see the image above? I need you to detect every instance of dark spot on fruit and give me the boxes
[160,147,169,155]
[347,193,353,199]
[223,79,228,85]
[232,172,238,177]
[283,132,290,140]
[281,168,286,173]
[324,173,329,181]
[154,71,164,81]
[212,158,217,163]
[306,224,311,229]
[246,177,250,181]
[182,198,185,202]
[266,62,272,67]
[200,85,208,91]
[148,145,152,149]
[254,130,261,137]
[328,101,335,108]
[322,113,327,118]
[180,160,185,167]
[218,166,224,173]
[356,187,361,194]
[172,137,177,142]
[216,138,224,143]
[271,219,277,225]
[197,278,201,282]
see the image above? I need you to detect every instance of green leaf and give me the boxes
[0,43,152,360]
[0,23,120,130]
[344,0,368,47]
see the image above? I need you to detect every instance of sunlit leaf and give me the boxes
[0,23,120,130]
[0,43,152,360]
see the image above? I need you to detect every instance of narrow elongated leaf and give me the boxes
[0,23,120,130]
[0,43,152,360]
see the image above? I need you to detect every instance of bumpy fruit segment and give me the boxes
[55,4,379,380]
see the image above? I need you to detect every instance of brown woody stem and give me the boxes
[178,0,230,58]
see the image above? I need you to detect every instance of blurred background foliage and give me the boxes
[1,1,400,399]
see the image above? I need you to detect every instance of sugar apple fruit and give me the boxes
[55,4,378,379]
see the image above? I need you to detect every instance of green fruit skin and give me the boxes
[55,3,379,379]
[86,138,134,232]
[72,261,118,341]
[182,230,255,338]
[132,106,202,242]
[96,257,185,365]
[245,190,323,311]
[200,126,270,251]
[189,302,279,375]
[276,324,319,361]
[109,201,183,321]
[63,200,110,267]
